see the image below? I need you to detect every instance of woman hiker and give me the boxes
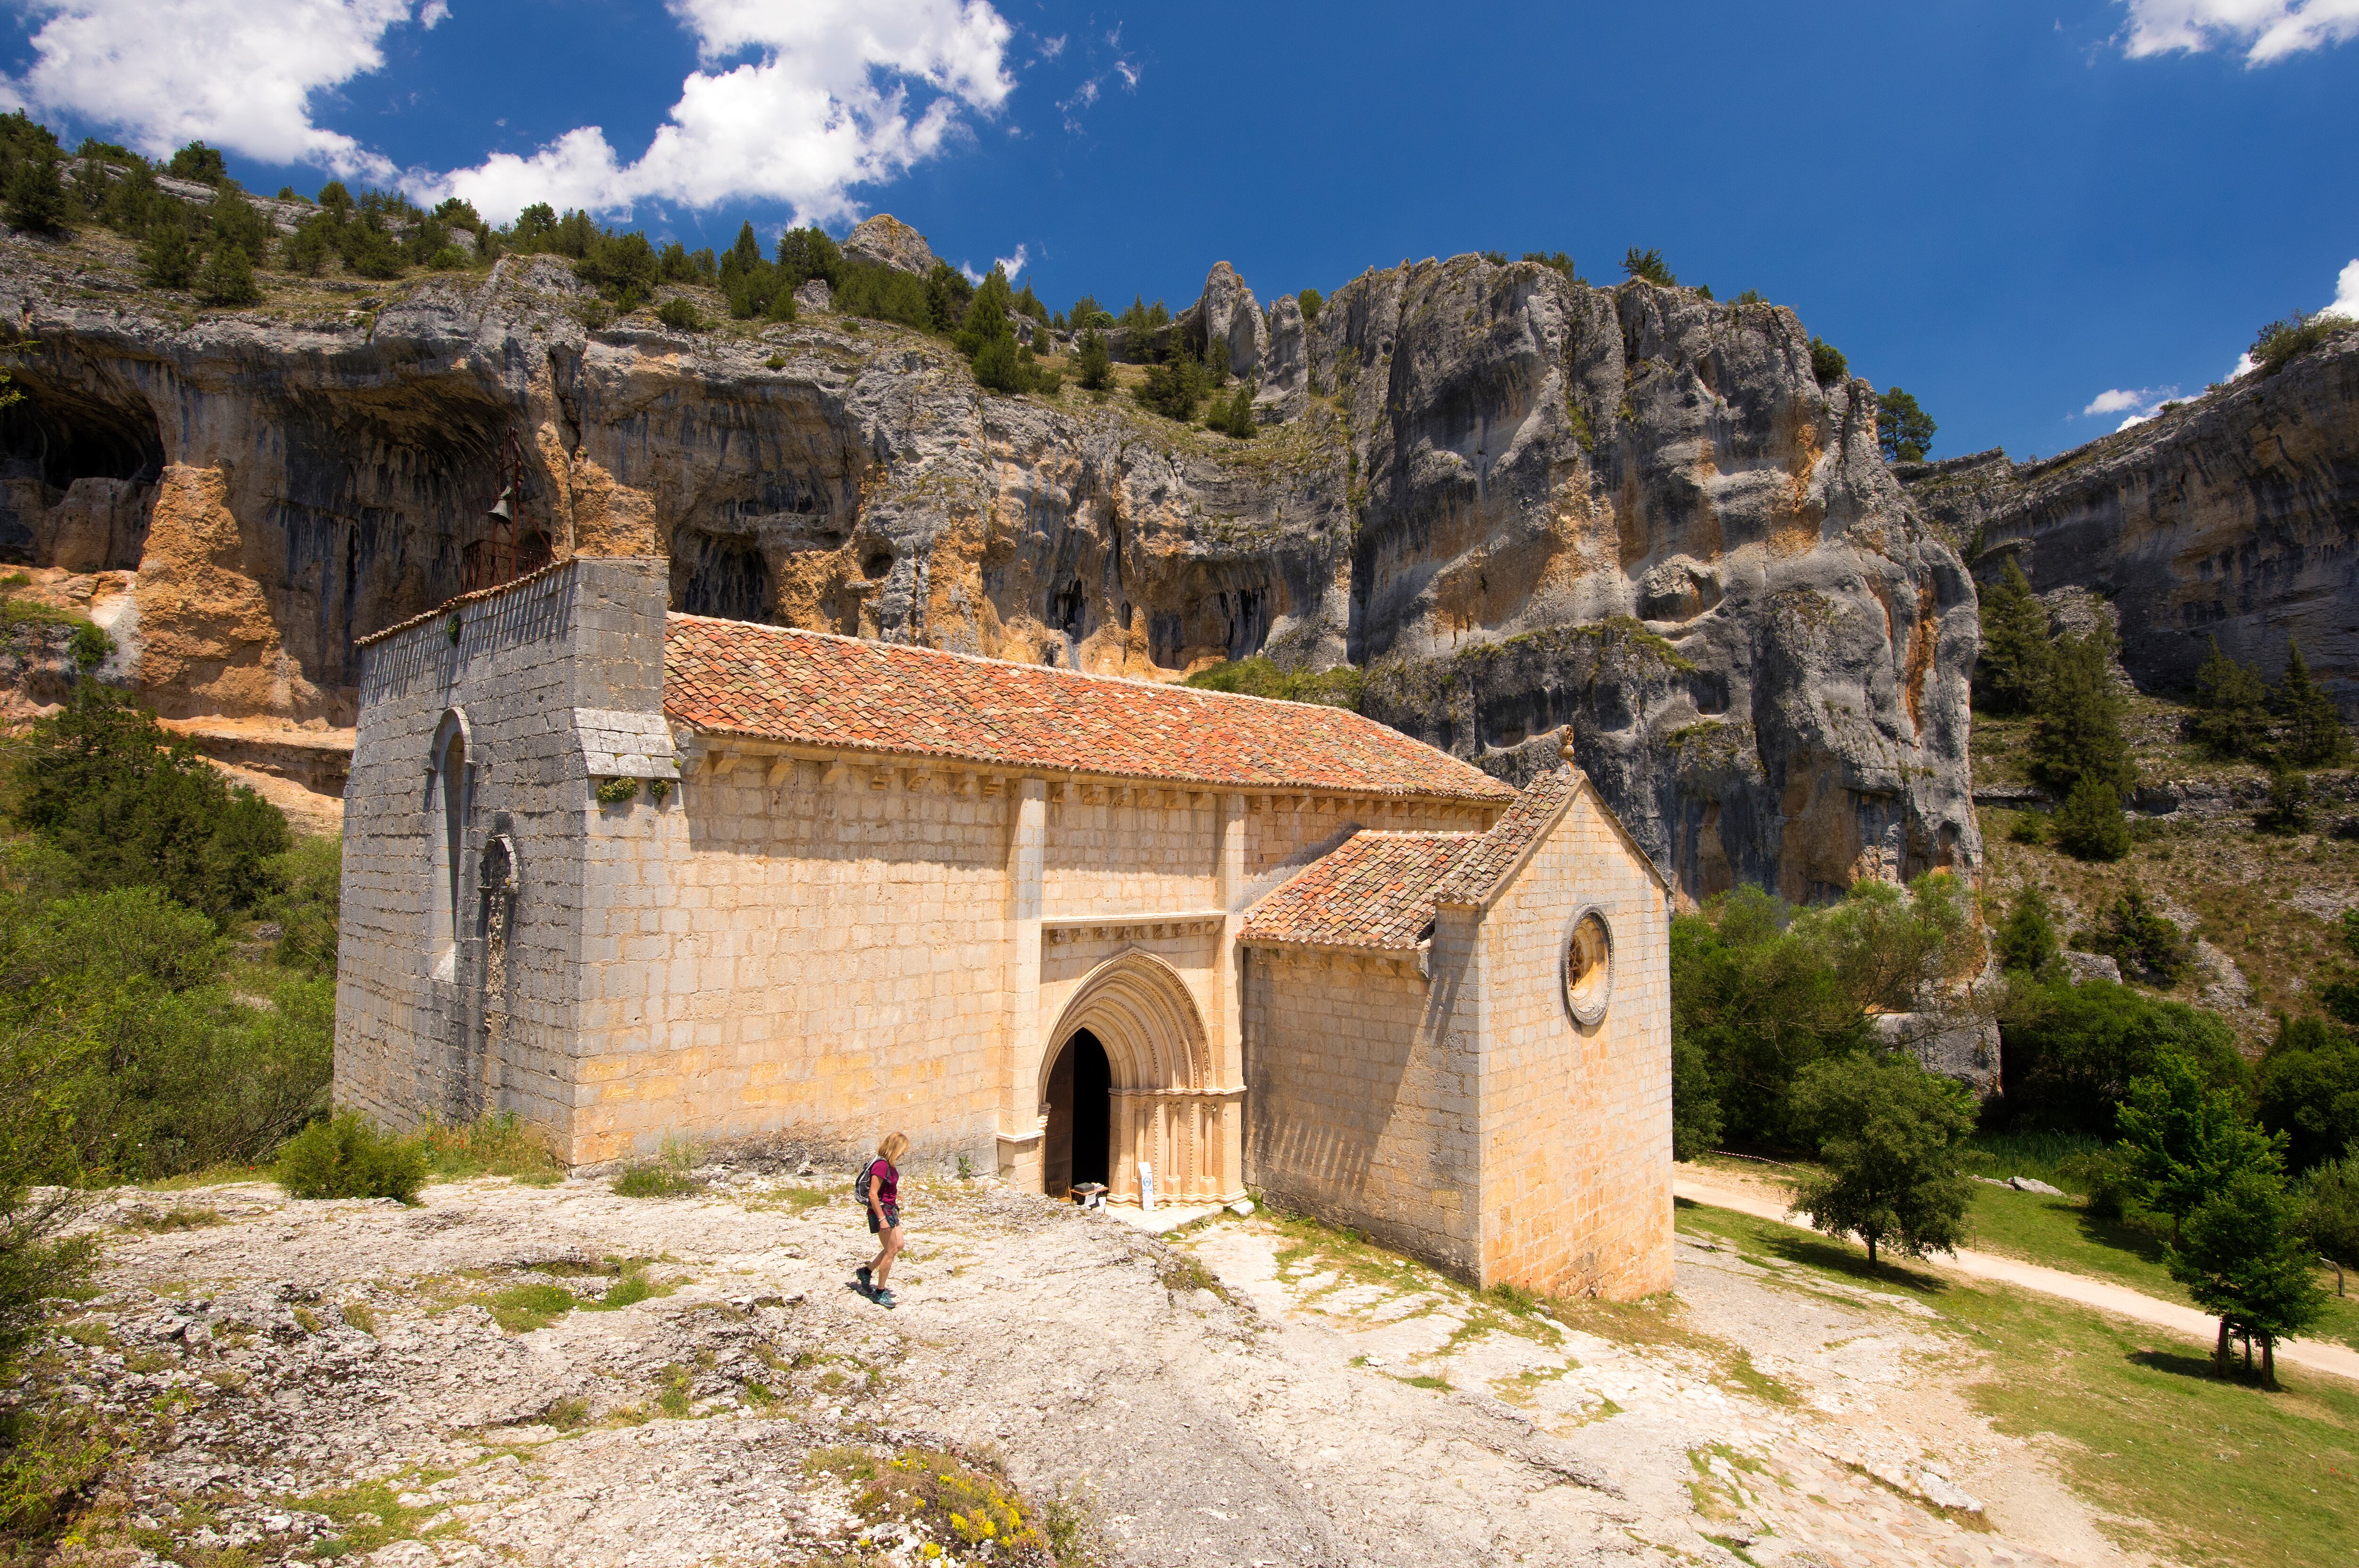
[857,1132,907,1306]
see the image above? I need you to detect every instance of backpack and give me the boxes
[854,1159,875,1207]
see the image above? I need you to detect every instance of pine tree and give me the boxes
[2188,637,2271,760]
[196,238,260,306]
[1077,328,1111,391]
[1974,558,2051,715]
[955,267,1015,358]
[1876,386,1936,464]
[2273,638,2350,767]
[2117,1050,2284,1241]
[139,221,198,289]
[2053,776,2130,862]
[1994,887,2059,975]
[2030,626,2134,796]
[4,150,69,236]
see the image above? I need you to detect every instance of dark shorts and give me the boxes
[869,1205,900,1235]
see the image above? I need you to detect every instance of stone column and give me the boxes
[1216,794,1248,1198]
[997,779,1047,1187]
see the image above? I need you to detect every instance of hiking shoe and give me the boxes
[856,1266,872,1292]
[872,1288,896,1308]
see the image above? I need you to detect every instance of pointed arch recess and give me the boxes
[1038,949,1212,1102]
[1038,949,1236,1205]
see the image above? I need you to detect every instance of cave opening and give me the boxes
[674,533,774,622]
[0,384,166,571]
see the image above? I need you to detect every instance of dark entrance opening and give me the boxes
[1043,1029,1112,1199]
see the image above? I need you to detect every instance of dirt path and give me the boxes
[1674,1173,2359,1385]
[33,1169,2150,1568]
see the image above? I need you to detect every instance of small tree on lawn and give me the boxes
[1790,1051,1975,1267]
[2171,1163,2326,1383]
[2116,1049,2282,1242]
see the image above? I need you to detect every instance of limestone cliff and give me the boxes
[1903,332,2359,708]
[0,225,1979,903]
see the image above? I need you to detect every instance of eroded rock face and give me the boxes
[0,236,1977,903]
[1902,334,2359,709]
[840,213,936,276]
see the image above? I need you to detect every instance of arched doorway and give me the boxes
[1042,1029,1112,1198]
[1035,950,1243,1205]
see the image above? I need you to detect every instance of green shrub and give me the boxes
[1182,657,1362,709]
[1808,337,1848,385]
[1296,287,1323,322]
[2032,627,2135,798]
[654,297,705,332]
[594,776,639,805]
[66,622,112,670]
[2256,768,2314,834]
[2054,777,2130,861]
[2075,886,2193,985]
[1210,379,1257,439]
[5,151,68,236]
[1522,251,1577,281]
[195,240,260,306]
[2249,309,2356,377]
[1994,887,2059,975]
[2300,1151,2359,1268]
[2258,1017,2359,1174]
[138,221,198,288]
[2188,637,2272,760]
[1133,345,1209,422]
[613,1134,702,1197]
[277,1111,427,1202]
[2272,638,2351,766]
[11,678,291,924]
[1995,976,2245,1135]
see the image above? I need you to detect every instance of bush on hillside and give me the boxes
[2258,1016,2359,1175]
[166,141,226,184]
[11,678,290,925]
[277,1110,427,1202]
[2272,638,2351,767]
[2188,637,2272,760]
[1077,327,1112,391]
[2053,777,2130,861]
[1994,886,2061,976]
[1809,337,1847,385]
[2250,309,2356,377]
[1296,287,1323,322]
[1994,976,2244,1136]
[2074,886,2192,984]
[138,221,198,289]
[1182,657,1363,709]
[195,240,260,306]
[4,150,68,236]
[2301,1151,2359,1268]
[656,297,707,333]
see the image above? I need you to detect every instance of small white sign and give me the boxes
[1138,1160,1156,1213]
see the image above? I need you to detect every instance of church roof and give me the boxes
[1237,831,1479,951]
[662,616,1516,802]
[1429,767,1583,907]
[1240,767,1656,952]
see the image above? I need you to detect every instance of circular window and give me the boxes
[1562,908,1613,1026]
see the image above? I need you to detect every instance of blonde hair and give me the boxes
[878,1132,910,1162]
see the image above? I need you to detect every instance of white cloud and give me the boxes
[2120,0,2359,63]
[421,0,1016,224]
[1037,33,1065,60]
[1,0,429,179]
[2329,258,2359,319]
[993,243,1028,280]
[2082,386,2165,417]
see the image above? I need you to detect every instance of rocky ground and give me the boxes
[18,1167,2142,1568]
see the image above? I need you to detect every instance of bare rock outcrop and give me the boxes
[0,233,1978,904]
[1903,332,2359,709]
[841,213,936,276]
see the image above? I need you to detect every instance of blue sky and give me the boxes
[6,0,2356,461]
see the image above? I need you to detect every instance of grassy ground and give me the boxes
[1678,1198,2359,1568]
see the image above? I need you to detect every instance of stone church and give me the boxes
[335,556,1673,1298]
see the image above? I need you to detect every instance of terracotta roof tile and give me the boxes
[1428,767,1581,907]
[661,616,1515,801]
[1238,832,1480,951]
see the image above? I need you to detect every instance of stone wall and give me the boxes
[336,556,674,1146]
[1472,784,1674,1298]
[1244,947,1479,1275]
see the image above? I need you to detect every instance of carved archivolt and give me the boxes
[1040,948,1212,1100]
